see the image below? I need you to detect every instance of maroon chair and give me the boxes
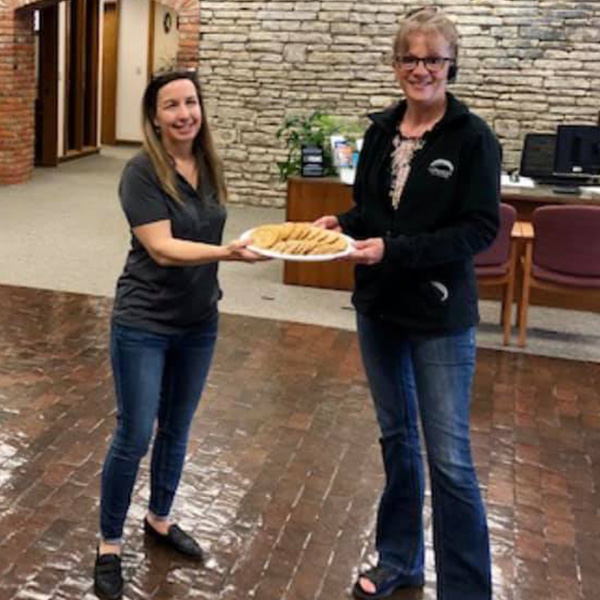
[517,205,600,347]
[475,203,518,345]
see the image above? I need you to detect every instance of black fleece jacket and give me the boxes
[338,93,501,332]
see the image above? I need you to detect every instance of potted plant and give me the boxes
[276,111,364,181]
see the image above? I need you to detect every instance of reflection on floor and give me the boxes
[0,284,598,600]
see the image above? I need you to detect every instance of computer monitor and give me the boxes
[520,133,556,181]
[554,125,600,182]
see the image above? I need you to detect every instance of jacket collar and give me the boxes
[368,93,470,137]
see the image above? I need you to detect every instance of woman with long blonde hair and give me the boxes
[94,70,260,600]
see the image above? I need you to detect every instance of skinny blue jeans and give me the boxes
[100,316,218,542]
[357,313,491,600]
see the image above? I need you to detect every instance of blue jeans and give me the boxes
[357,313,491,600]
[100,316,218,542]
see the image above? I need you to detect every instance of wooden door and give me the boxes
[64,0,100,157]
[35,4,59,166]
[101,2,118,144]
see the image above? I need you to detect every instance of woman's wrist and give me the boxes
[219,244,236,261]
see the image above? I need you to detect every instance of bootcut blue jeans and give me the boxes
[357,313,491,600]
[100,316,218,542]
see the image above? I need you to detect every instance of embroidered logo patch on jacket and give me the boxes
[428,159,455,180]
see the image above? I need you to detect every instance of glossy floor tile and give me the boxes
[0,284,598,599]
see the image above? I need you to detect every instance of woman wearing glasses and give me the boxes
[316,8,500,600]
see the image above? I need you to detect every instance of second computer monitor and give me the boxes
[554,124,600,180]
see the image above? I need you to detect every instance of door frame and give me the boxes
[62,0,100,160]
[101,0,119,145]
[35,3,59,167]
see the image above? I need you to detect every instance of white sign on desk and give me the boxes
[501,173,536,188]
[580,186,600,195]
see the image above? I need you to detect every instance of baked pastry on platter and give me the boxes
[250,222,348,256]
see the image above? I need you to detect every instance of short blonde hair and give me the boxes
[393,7,459,61]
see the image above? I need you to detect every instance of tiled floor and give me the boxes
[0,284,598,600]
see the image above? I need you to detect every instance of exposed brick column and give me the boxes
[0,0,199,187]
[0,5,35,185]
[174,0,200,68]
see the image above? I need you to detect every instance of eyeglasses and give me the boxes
[395,56,454,72]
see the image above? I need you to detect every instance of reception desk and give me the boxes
[284,177,355,290]
[284,176,600,312]
[500,184,600,220]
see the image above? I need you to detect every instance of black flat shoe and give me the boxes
[94,551,123,600]
[143,518,204,560]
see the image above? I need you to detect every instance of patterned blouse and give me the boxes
[390,131,424,210]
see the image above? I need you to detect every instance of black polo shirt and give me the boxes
[112,152,226,334]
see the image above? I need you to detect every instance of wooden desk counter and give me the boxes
[284,176,600,315]
[285,176,600,231]
[501,185,600,220]
[284,177,354,290]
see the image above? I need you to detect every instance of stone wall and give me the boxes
[198,1,600,206]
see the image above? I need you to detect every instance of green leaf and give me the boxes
[275,110,366,180]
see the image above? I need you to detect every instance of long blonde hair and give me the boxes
[141,70,227,203]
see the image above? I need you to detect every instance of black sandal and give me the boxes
[352,565,424,599]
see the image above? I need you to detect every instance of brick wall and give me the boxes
[0,0,201,186]
[0,4,35,185]
[171,0,202,67]
[199,1,600,207]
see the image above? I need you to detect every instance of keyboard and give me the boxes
[533,177,584,186]
[552,185,581,195]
